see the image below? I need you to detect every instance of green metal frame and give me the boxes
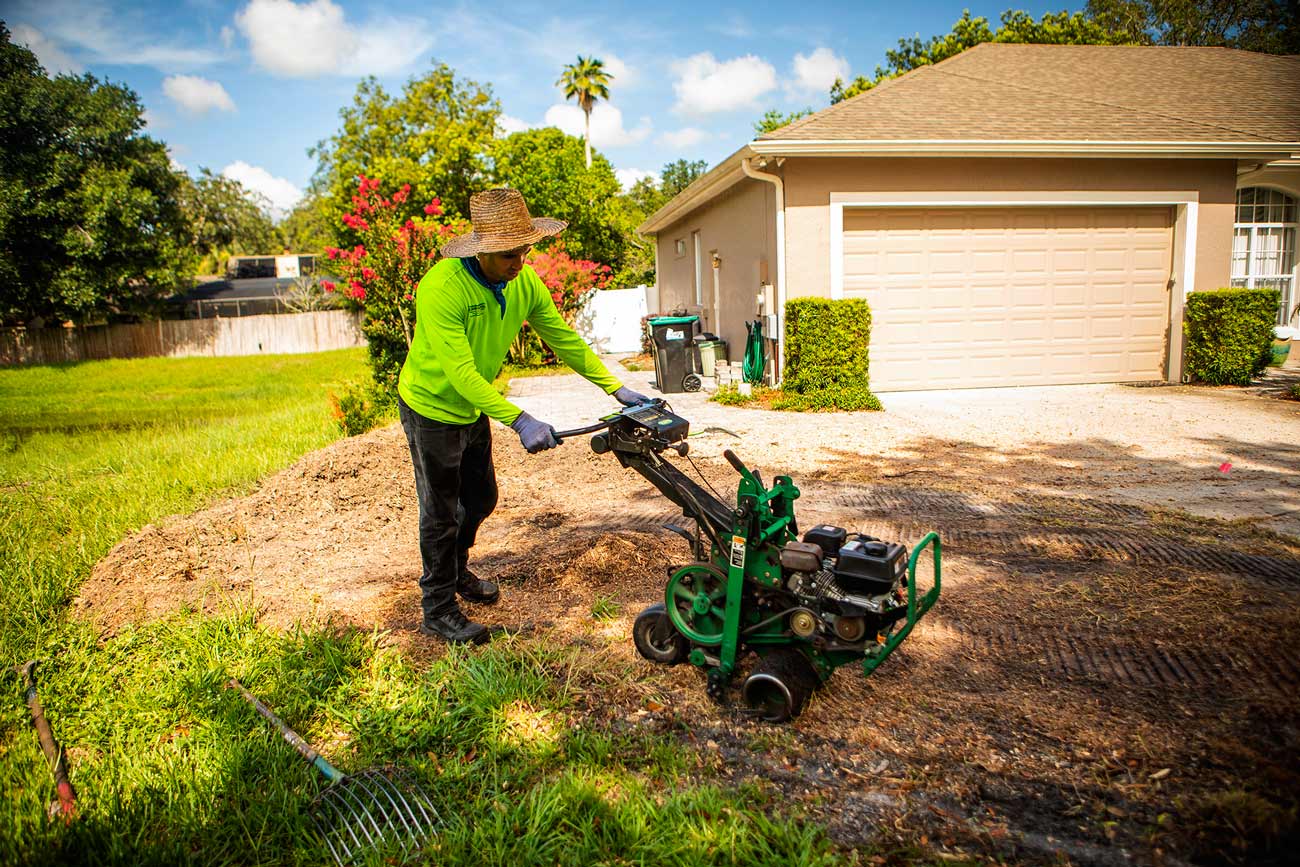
[861,532,942,676]
[663,456,942,691]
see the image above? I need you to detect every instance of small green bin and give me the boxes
[697,339,729,377]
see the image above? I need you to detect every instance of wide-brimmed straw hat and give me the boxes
[440,188,567,257]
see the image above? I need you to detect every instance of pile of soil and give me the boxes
[76,420,1300,864]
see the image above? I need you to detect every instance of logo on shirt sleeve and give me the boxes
[467,301,485,317]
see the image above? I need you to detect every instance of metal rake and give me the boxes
[227,678,439,866]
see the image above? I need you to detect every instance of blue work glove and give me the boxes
[613,386,651,407]
[510,411,560,454]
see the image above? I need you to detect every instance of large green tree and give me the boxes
[308,62,499,231]
[1086,0,1300,53]
[830,9,1138,103]
[754,108,813,136]
[556,56,613,169]
[277,194,334,255]
[832,4,1298,103]
[0,24,192,325]
[177,168,279,270]
[490,126,623,266]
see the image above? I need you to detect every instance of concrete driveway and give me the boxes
[511,359,1300,539]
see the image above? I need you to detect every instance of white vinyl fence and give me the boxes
[574,286,649,354]
[0,310,365,366]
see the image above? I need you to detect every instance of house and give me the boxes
[638,44,1300,391]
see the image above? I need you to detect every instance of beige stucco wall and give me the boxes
[782,157,1238,299]
[1237,163,1300,200]
[652,179,776,353]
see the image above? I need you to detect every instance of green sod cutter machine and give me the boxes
[556,400,941,722]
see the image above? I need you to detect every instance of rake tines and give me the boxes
[311,766,438,866]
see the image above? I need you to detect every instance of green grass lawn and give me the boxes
[0,351,837,866]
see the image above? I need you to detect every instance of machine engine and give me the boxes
[778,525,910,649]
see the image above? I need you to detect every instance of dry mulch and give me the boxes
[76,420,1300,865]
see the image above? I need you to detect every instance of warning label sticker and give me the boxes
[729,535,746,570]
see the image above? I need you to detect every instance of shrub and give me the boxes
[329,379,397,436]
[513,242,610,366]
[782,297,882,411]
[1287,383,1300,402]
[709,384,756,406]
[323,175,468,393]
[1183,288,1280,385]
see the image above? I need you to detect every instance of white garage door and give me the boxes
[842,206,1174,391]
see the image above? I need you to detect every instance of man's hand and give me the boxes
[613,386,651,407]
[510,411,560,454]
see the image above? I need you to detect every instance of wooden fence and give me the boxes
[0,310,365,366]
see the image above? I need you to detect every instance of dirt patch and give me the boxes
[76,415,1300,864]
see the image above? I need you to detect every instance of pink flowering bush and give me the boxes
[511,241,612,366]
[324,175,467,391]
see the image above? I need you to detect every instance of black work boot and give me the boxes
[456,568,500,605]
[419,608,490,644]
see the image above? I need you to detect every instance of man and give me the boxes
[397,188,648,644]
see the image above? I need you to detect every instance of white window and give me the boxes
[1231,187,1297,325]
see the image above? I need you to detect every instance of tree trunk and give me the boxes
[583,108,592,169]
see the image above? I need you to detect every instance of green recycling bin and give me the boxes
[697,339,729,377]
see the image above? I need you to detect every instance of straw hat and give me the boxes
[440,188,567,257]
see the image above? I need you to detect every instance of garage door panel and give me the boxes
[843,206,1173,390]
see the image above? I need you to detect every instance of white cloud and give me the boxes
[671,52,776,115]
[614,168,658,192]
[657,127,710,149]
[10,23,82,74]
[787,47,850,97]
[543,103,651,148]
[15,0,222,71]
[496,114,533,137]
[221,161,302,220]
[163,75,236,115]
[601,53,636,89]
[220,26,236,50]
[234,0,433,78]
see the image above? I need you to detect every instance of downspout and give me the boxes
[741,157,785,382]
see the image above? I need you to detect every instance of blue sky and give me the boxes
[6,0,1083,217]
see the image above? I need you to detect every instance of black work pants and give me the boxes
[398,397,498,621]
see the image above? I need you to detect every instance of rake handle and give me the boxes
[15,661,76,822]
[226,678,345,783]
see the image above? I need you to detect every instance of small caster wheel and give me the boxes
[705,669,729,705]
[633,604,689,664]
[682,373,702,392]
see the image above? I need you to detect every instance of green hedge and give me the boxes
[1183,288,1279,385]
[782,297,882,411]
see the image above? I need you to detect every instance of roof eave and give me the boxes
[637,147,753,236]
[749,139,1300,160]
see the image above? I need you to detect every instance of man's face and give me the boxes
[477,245,531,284]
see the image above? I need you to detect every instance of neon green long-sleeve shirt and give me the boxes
[397,257,622,425]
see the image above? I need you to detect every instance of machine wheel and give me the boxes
[632,604,689,664]
[682,373,702,392]
[664,563,728,646]
[742,648,821,723]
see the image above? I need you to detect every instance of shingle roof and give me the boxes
[762,44,1300,144]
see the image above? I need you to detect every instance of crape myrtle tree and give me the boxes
[0,24,192,325]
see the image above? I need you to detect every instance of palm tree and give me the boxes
[557,56,613,169]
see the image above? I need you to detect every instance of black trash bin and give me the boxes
[647,315,701,393]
